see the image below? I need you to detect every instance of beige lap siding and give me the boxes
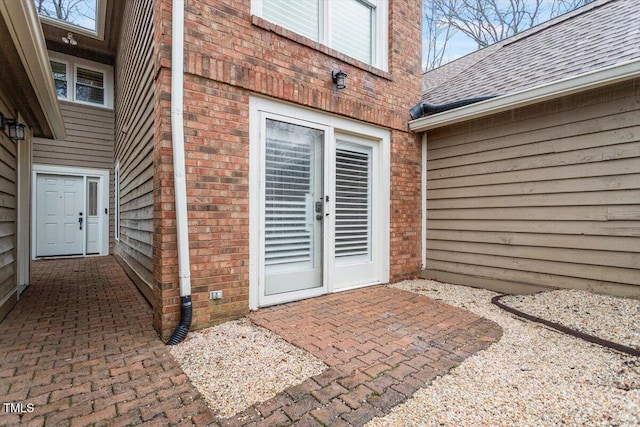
[0,95,18,321]
[114,0,155,301]
[423,78,640,298]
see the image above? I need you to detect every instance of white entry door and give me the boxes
[36,174,84,257]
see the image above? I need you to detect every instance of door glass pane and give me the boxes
[265,119,323,272]
[330,0,373,64]
[88,181,98,216]
[263,0,319,41]
[335,143,372,262]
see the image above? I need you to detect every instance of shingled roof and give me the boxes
[422,0,640,104]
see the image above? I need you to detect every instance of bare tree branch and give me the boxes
[424,0,594,69]
[423,0,457,70]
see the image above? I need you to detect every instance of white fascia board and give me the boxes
[0,0,66,139]
[409,58,640,132]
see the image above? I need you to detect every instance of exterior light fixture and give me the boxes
[62,32,78,45]
[332,70,347,89]
[0,112,26,141]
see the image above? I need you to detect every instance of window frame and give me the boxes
[252,0,389,71]
[74,63,106,106]
[48,51,114,109]
[36,0,107,41]
[50,59,70,101]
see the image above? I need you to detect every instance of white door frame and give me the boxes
[249,96,390,309]
[32,164,110,259]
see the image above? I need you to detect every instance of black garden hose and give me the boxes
[491,294,640,357]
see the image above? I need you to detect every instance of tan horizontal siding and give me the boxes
[32,101,115,251]
[0,107,16,318]
[427,84,640,151]
[425,78,640,297]
[33,102,114,170]
[114,0,154,292]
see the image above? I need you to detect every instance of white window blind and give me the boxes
[265,119,322,268]
[263,0,319,41]
[335,144,372,260]
[330,0,373,64]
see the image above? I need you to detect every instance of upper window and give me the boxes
[34,0,106,39]
[49,52,113,109]
[253,0,388,70]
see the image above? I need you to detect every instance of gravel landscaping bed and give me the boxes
[168,318,326,417]
[169,281,639,425]
[367,280,640,427]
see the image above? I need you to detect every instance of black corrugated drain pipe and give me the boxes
[409,95,498,120]
[492,294,640,357]
[167,295,192,346]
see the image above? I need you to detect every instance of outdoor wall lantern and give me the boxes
[332,70,347,89]
[0,112,26,141]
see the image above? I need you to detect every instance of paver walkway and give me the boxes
[219,286,502,426]
[1,256,502,426]
[0,256,212,426]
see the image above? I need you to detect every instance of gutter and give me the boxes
[167,0,193,346]
[0,0,65,139]
[410,58,640,132]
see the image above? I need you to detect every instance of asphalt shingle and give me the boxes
[422,0,640,104]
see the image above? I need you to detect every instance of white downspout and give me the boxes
[167,0,192,345]
[421,133,427,270]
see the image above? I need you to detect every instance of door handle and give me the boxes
[315,200,323,221]
[78,217,83,230]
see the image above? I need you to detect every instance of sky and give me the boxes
[422,0,590,71]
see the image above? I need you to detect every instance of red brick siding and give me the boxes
[153,0,422,339]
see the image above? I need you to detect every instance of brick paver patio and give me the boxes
[0,256,212,426]
[221,286,502,426]
[1,257,501,426]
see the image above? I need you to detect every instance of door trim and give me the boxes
[249,96,390,309]
[32,164,110,259]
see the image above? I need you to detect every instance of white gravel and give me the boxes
[169,281,640,425]
[367,280,640,427]
[168,318,326,417]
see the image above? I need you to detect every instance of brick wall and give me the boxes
[153,0,422,339]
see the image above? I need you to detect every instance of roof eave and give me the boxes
[0,1,66,140]
[410,58,640,133]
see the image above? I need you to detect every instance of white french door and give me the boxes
[252,99,390,308]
